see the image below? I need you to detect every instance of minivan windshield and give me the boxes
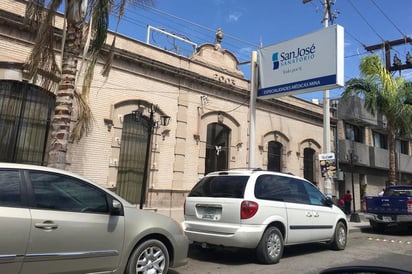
[188,176,249,198]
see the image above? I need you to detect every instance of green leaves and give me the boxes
[342,54,412,184]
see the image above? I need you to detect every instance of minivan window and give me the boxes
[255,175,311,204]
[0,169,21,207]
[303,180,326,206]
[189,176,248,198]
[255,174,291,201]
[30,171,109,213]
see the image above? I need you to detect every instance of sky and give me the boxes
[109,0,412,101]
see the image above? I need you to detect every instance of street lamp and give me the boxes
[347,149,361,222]
[132,102,170,209]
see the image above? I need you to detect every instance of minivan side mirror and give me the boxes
[323,196,334,207]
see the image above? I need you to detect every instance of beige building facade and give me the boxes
[1,0,340,213]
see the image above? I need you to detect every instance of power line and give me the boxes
[347,0,385,42]
[141,4,259,48]
[370,0,407,38]
[123,4,257,64]
[345,29,367,49]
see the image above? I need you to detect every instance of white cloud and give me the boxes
[239,47,252,54]
[228,11,242,22]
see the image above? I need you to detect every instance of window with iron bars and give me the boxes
[0,80,55,165]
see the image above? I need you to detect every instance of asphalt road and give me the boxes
[171,225,412,274]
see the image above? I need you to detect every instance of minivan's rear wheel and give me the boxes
[126,239,169,274]
[256,226,284,264]
[330,221,347,250]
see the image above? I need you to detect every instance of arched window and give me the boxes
[303,148,315,182]
[205,123,230,174]
[267,141,282,172]
[0,80,55,165]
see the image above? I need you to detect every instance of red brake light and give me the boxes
[407,200,412,213]
[241,200,259,219]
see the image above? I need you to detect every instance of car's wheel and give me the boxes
[330,221,347,250]
[126,239,169,274]
[256,226,284,264]
[369,220,386,233]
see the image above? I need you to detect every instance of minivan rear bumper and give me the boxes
[182,222,265,249]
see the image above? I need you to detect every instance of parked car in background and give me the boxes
[0,163,188,274]
[364,185,412,232]
[183,169,348,264]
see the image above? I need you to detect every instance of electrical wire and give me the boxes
[110,3,258,64]
[141,3,259,48]
[345,30,367,49]
[347,0,385,42]
[370,0,407,38]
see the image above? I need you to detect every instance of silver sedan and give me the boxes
[0,163,188,274]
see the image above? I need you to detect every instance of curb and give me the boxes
[348,223,369,232]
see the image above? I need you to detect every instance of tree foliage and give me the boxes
[342,54,412,184]
[24,0,152,142]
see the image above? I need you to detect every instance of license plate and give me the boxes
[382,216,392,222]
[202,207,216,219]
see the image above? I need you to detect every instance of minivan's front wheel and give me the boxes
[256,226,284,264]
[330,221,347,250]
[126,239,169,274]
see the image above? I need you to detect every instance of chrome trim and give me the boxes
[0,254,24,264]
[23,250,119,262]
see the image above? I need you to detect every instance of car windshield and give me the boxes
[384,188,412,197]
[188,176,249,198]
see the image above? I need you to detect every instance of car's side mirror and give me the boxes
[323,196,334,207]
[109,199,123,216]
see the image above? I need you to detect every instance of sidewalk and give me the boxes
[347,212,370,232]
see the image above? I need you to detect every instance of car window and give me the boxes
[384,188,412,196]
[255,174,291,201]
[188,176,248,198]
[29,171,109,213]
[0,169,22,207]
[287,178,310,204]
[255,175,310,204]
[302,181,326,206]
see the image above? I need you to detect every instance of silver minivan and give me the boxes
[183,169,347,264]
[0,163,188,274]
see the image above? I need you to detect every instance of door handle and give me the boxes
[313,212,319,217]
[35,221,58,230]
[306,212,312,217]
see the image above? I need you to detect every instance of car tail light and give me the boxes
[407,200,412,213]
[241,200,259,219]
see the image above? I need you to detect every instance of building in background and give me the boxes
[332,96,412,211]
[5,0,399,217]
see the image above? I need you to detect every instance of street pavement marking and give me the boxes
[368,237,411,244]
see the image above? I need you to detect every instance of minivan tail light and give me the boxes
[241,200,259,219]
[407,200,412,213]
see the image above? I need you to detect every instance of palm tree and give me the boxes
[24,0,151,169]
[342,54,412,185]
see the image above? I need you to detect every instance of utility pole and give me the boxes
[304,0,335,197]
[364,37,412,72]
[322,0,333,198]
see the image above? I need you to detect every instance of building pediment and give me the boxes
[190,40,244,78]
